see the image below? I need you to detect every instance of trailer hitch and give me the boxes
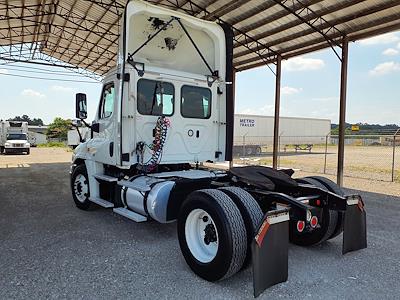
[252,208,289,298]
[342,195,367,254]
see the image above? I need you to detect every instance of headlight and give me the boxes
[5,142,10,147]
[25,143,30,147]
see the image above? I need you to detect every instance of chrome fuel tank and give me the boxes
[120,175,175,223]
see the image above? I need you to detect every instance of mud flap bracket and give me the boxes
[342,196,367,254]
[252,208,289,298]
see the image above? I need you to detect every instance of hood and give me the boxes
[6,140,29,144]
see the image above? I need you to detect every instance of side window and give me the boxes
[181,85,211,119]
[99,82,115,119]
[137,79,174,116]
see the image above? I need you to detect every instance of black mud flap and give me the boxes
[342,196,367,254]
[252,208,289,298]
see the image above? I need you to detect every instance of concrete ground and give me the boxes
[1,149,400,299]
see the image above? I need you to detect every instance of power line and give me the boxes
[0,72,100,83]
[1,64,81,74]
[0,66,93,77]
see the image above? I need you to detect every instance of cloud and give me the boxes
[50,85,73,92]
[21,89,46,99]
[359,32,400,46]
[382,48,399,56]
[311,96,338,102]
[369,61,400,76]
[0,68,8,74]
[282,56,325,72]
[281,86,302,95]
[240,104,275,115]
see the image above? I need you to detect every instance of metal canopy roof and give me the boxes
[1,0,400,76]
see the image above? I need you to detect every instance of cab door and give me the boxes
[178,84,219,161]
[88,80,118,165]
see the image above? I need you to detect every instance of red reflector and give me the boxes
[310,216,318,228]
[297,221,305,232]
[316,199,321,206]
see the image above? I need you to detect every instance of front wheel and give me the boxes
[70,164,91,210]
[177,189,247,281]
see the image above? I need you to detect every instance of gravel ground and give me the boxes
[1,149,400,299]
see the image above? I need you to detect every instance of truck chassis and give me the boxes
[70,161,366,297]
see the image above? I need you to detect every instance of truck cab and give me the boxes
[72,1,231,170]
[0,121,30,155]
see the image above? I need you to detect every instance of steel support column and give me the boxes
[337,36,349,186]
[272,54,282,169]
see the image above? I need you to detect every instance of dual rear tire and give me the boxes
[177,188,263,281]
[290,177,344,246]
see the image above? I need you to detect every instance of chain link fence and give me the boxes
[233,131,400,182]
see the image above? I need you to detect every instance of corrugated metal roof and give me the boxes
[1,0,399,76]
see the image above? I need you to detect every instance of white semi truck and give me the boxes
[0,121,30,155]
[69,1,366,296]
[234,114,331,155]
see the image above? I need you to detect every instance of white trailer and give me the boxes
[234,114,331,155]
[67,127,90,149]
[0,121,30,155]
[68,1,366,297]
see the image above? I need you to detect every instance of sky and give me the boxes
[1,31,400,125]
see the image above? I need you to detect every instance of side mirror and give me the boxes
[75,93,87,119]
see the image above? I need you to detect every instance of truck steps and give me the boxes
[89,196,114,208]
[118,180,151,192]
[94,174,118,183]
[113,207,147,222]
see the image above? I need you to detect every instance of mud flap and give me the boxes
[252,209,289,298]
[342,196,367,254]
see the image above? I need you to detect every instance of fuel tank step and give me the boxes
[118,179,151,192]
[89,197,114,208]
[94,174,118,183]
[113,207,147,222]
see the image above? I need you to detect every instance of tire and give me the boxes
[306,176,345,240]
[246,147,253,156]
[177,189,247,281]
[26,149,30,155]
[255,147,262,155]
[70,164,91,210]
[219,187,263,266]
[290,177,338,246]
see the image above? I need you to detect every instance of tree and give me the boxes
[8,115,44,126]
[46,117,71,140]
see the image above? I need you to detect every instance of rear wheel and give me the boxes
[290,177,338,246]
[246,147,253,156]
[306,176,345,240]
[219,187,263,266]
[71,164,91,210]
[177,189,247,281]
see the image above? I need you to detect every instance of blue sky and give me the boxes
[1,31,400,125]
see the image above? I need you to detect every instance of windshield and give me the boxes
[7,133,27,141]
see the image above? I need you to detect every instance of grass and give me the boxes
[37,142,67,148]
